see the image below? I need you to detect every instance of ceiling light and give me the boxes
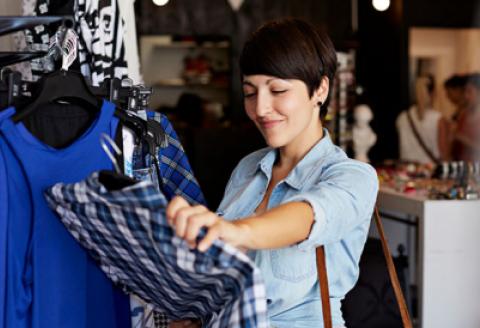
[153,0,169,6]
[372,0,390,12]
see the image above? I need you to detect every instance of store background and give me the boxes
[2,0,480,206]
[1,1,480,327]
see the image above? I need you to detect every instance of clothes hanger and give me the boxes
[9,27,147,144]
[11,26,100,122]
[99,132,138,191]
[11,69,101,123]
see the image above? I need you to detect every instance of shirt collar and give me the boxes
[256,129,335,190]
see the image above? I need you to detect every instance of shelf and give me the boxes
[141,36,229,49]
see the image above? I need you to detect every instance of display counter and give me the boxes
[378,187,480,328]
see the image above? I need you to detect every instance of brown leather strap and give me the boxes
[373,207,413,328]
[316,206,413,328]
[316,246,332,328]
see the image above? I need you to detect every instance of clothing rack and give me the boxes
[0,16,74,69]
[0,14,152,111]
[0,68,153,112]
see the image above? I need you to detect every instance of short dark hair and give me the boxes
[239,18,337,121]
[444,74,467,89]
[465,72,480,90]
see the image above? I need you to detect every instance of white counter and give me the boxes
[377,188,480,328]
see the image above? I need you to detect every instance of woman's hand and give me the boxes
[166,196,249,252]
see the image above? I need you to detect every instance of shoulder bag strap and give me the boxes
[406,110,440,165]
[316,206,413,328]
[316,246,332,328]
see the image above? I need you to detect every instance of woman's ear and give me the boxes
[313,76,329,104]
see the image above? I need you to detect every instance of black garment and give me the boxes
[22,103,97,148]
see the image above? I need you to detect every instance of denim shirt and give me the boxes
[217,130,379,328]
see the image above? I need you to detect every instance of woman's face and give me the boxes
[446,87,464,107]
[242,75,326,149]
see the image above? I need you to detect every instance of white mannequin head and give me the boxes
[354,104,373,127]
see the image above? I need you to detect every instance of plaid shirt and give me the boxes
[129,112,207,327]
[44,172,268,328]
[145,111,206,205]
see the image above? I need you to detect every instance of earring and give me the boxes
[318,101,323,108]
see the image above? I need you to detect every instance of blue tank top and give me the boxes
[0,101,130,328]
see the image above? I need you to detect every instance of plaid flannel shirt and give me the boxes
[130,112,207,327]
[44,172,268,328]
[145,111,206,205]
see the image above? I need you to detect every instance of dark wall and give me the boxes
[406,0,480,28]
[135,0,353,120]
[136,0,480,165]
[356,0,409,162]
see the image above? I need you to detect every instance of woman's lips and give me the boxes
[259,120,283,129]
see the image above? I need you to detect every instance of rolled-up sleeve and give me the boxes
[284,161,379,251]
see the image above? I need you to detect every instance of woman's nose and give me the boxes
[255,93,272,117]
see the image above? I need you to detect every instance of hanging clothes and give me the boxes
[75,0,129,86]
[125,111,206,328]
[118,0,142,84]
[21,102,98,148]
[23,0,54,82]
[0,118,12,328]
[143,111,206,205]
[23,0,128,85]
[0,109,34,328]
[0,102,130,328]
[44,171,269,328]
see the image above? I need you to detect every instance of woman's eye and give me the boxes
[243,92,256,98]
[272,90,287,94]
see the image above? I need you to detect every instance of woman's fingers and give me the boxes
[184,212,218,243]
[197,223,222,252]
[166,196,236,252]
[166,196,190,225]
[173,205,208,238]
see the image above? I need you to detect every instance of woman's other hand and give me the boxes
[166,196,249,252]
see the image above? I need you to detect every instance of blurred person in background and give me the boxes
[438,74,468,160]
[396,74,442,164]
[451,73,480,161]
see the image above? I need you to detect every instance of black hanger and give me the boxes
[10,68,148,146]
[98,169,138,191]
[12,69,101,123]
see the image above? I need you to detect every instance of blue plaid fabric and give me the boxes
[143,112,206,205]
[44,172,268,328]
[129,112,207,327]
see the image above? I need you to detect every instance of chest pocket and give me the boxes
[270,246,316,282]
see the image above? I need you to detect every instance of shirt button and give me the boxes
[267,299,272,305]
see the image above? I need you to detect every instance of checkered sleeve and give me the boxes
[44,172,268,328]
[149,111,207,206]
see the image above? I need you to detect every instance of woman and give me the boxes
[439,74,467,160]
[396,74,442,164]
[451,73,480,161]
[167,18,378,328]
